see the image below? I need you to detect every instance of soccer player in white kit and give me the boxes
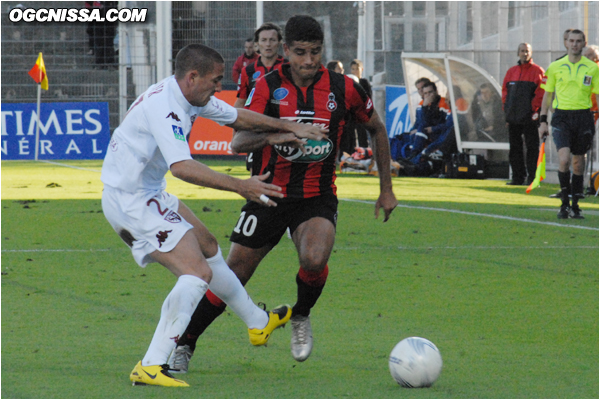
[101,44,326,387]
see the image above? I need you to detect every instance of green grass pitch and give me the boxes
[1,159,598,398]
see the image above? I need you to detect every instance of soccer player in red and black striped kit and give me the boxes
[169,15,397,371]
[235,22,286,170]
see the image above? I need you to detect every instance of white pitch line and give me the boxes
[341,198,599,231]
[38,160,102,172]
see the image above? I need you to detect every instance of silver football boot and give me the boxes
[290,315,313,362]
[167,344,193,374]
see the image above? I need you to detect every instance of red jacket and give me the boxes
[502,59,545,124]
[232,52,259,83]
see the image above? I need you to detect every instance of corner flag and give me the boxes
[28,52,49,90]
[526,137,546,193]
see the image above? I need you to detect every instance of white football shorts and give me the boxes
[102,186,193,267]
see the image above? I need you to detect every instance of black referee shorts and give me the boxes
[551,109,596,155]
[229,194,338,249]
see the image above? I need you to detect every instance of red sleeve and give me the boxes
[531,65,546,112]
[232,56,243,82]
[346,78,373,123]
[501,67,511,108]
[244,75,269,114]
[237,67,251,99]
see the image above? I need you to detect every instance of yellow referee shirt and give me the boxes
[542,55,599,110]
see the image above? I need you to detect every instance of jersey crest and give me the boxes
[326,92,337,111]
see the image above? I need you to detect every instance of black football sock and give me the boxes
[558,170,571,207]
[571,174,584,207]
[292,266,329,317]
[177,295,226,352]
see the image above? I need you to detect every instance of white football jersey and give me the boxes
[101,75,237,193]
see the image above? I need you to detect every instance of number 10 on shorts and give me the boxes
[233,211,258,236]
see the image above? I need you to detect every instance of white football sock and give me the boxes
[142,274,208,366]
[206,247,268,329]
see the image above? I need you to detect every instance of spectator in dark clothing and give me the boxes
[406,82,454,163]
[326,60,344,74]
[502,43,546,185]
[85,1,117,68]
[471,83,506,142]
[350,59,372,98]
[340,59,372,156]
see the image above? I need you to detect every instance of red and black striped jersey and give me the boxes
[237,56,285,99]
[245,63,374,199]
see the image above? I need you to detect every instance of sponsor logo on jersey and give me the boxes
[109,137,118,152]
[245,88,255,107]
[326,93,337,111]
[295,110,315,116]
[252,71,262,80]
[583,75,592,86]
[273,88,289,100]
[164,210,182,223]
[172,125,185,141]
[274,138,333,163]
[166,111,180,122]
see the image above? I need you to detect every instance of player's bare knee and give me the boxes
[299,253,328,272]
[199,232,219,258]
[192,263,213,283]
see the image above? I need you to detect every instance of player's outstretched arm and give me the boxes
[230,108,327,141]
[363,109,398,222]
[231,131,306,154]
[170,160,283,206]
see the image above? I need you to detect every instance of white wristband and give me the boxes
[259,194,269,204]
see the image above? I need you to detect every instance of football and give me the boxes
[388,337,443,388]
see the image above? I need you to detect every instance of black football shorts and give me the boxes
[551,109,596,155]
[229,194,338,249]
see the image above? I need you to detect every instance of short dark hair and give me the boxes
[350,59,363,69]
[326,60,342,71]
[285,15,324,45]
[174,44,224,79]
[423,81,437,92]
[563,28,574,41]
[415,77,431,87]
[480,83,493,91]
[254,22,283,43]
[245,37,254,44]
[568,29,586,43]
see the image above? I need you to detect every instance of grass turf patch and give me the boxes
[1,160,598,398]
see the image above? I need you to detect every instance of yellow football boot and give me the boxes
[129,361,189,387]
[248,304,292,346]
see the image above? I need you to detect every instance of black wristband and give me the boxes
[540,115,548,124]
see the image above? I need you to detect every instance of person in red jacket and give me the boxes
[502,43,546,185]
[231,38,259,83]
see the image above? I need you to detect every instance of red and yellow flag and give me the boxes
[526,139,546,193]
[28,52,48,90]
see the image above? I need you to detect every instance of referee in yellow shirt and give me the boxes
[539,29,599,219]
